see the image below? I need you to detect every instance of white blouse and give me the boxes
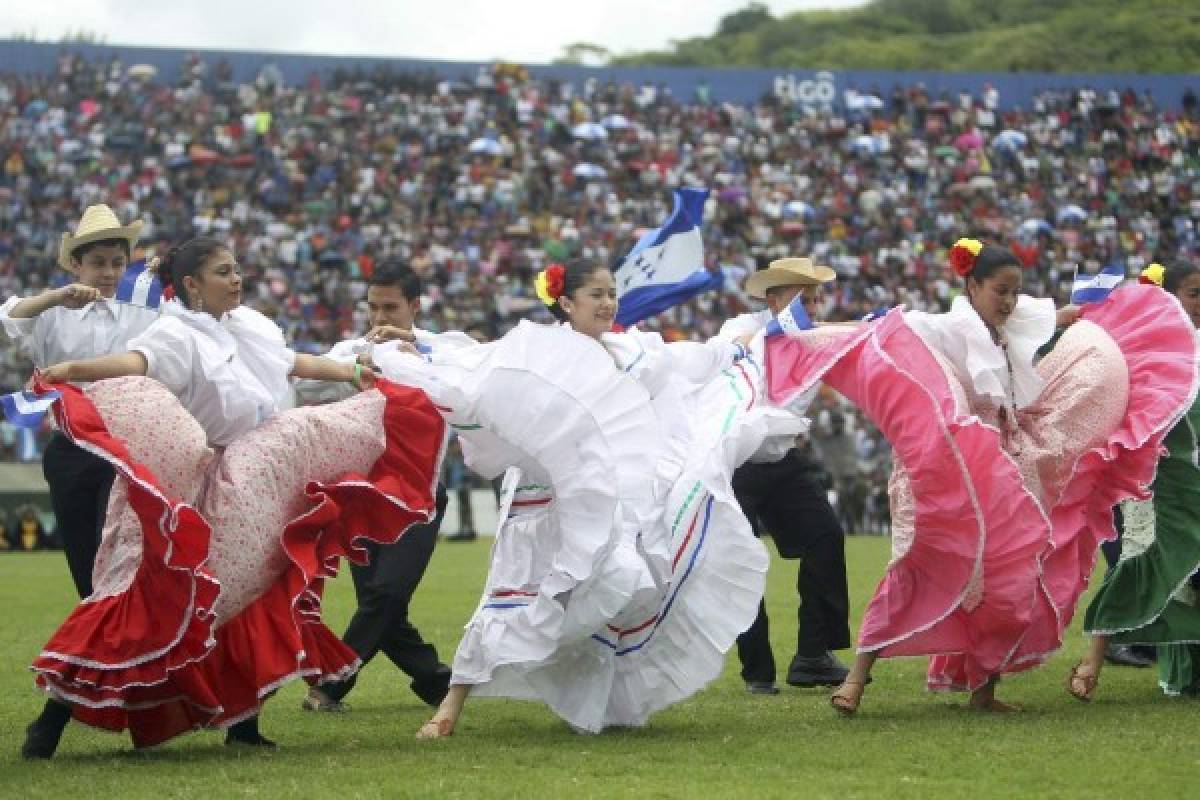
[128,302,296,446]
[905,294,1056,411]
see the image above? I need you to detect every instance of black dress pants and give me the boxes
[321,486,450,703]
[733,451,851,683]
[42,433,115,599]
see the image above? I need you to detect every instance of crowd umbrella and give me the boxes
[992,129,1028,151]
[782,200,814,219]
[572,162,607,180]
[847,93,884,111]
[571,122,608,140]
[852,134,877,155]
[1057,204,1088,224]
[468,137,504,156]
[601,114,631,130]
[1019,218,1054,237]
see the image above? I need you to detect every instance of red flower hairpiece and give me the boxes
[535,263,566,306]
[948,238,984,277]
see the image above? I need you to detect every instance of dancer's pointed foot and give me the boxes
[415,716,455,740]
[830,680,867,716]
[1066,661,1100,702]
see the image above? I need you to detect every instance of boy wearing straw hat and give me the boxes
[1,205,158,601]
[718,257,852,694]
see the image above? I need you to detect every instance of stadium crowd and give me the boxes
[1,51,1197,534]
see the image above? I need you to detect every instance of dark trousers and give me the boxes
[31,434,116,737]
[321,486,450,703]
[42,433,114,598]
[733,451,851,683]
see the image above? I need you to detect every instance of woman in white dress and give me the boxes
[377,258,780,739]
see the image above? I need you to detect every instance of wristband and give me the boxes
[732,342,748,362]
[352,363,364,389]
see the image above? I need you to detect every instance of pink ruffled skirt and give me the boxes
[766,285,1197,691]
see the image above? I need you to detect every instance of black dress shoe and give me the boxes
[445,530,478,542]
[225,716,277,749]
[224,731,277,749]
[745,681,781,695]
[20,720,64,760]
[786,652,851,687]
[1104,643,1154,668]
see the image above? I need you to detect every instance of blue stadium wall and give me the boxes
[0,39,1196,111]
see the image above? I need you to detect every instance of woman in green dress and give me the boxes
[1069,261,1200,700]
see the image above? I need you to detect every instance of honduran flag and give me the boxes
[764,292,815,338]
[613,188,722,327]
[1070,264,1124,305]
[115,259,163,309]
[1,389,60,429]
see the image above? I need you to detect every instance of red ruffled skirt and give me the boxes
[30,376,445,746]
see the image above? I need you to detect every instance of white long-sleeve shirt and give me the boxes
[1,294,159,374]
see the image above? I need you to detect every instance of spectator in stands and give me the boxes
[7,505,50,551]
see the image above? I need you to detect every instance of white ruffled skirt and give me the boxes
[381,321,769,732]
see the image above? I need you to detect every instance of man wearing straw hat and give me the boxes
[1,205,159,758]
[717,257,852,694]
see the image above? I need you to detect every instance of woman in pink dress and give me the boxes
[21,237,446,757]
[765,239,1198,714]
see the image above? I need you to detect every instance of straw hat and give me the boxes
[744,257,835,299]
[58,205,143,269]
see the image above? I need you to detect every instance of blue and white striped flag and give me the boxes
[1070,264,1124,305]
[765,294,814,337]
[1,389,60,429]
[613,188,721,327]
[115,259,163,309]
[861,305,890,322]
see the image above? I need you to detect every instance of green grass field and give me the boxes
[1,537,1196,799]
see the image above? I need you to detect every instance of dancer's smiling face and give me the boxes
[966,265,1022,332]
[560,267,618,340]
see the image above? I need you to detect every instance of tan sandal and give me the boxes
[1066,662,1099,702]
[830,680,866,716]
[415,717,455,740]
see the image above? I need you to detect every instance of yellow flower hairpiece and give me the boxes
[1139,263,1166,287]
[534,264,566,307]
[949,238,985,276]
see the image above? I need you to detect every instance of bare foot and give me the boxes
[968,677,1021,712]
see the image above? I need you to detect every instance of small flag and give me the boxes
[861,305,890,322]
[1070,264,1124,305]
[765,294,814,337]
[1,389,60,429]
[613,188,721,327]
[115,259,163,309]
